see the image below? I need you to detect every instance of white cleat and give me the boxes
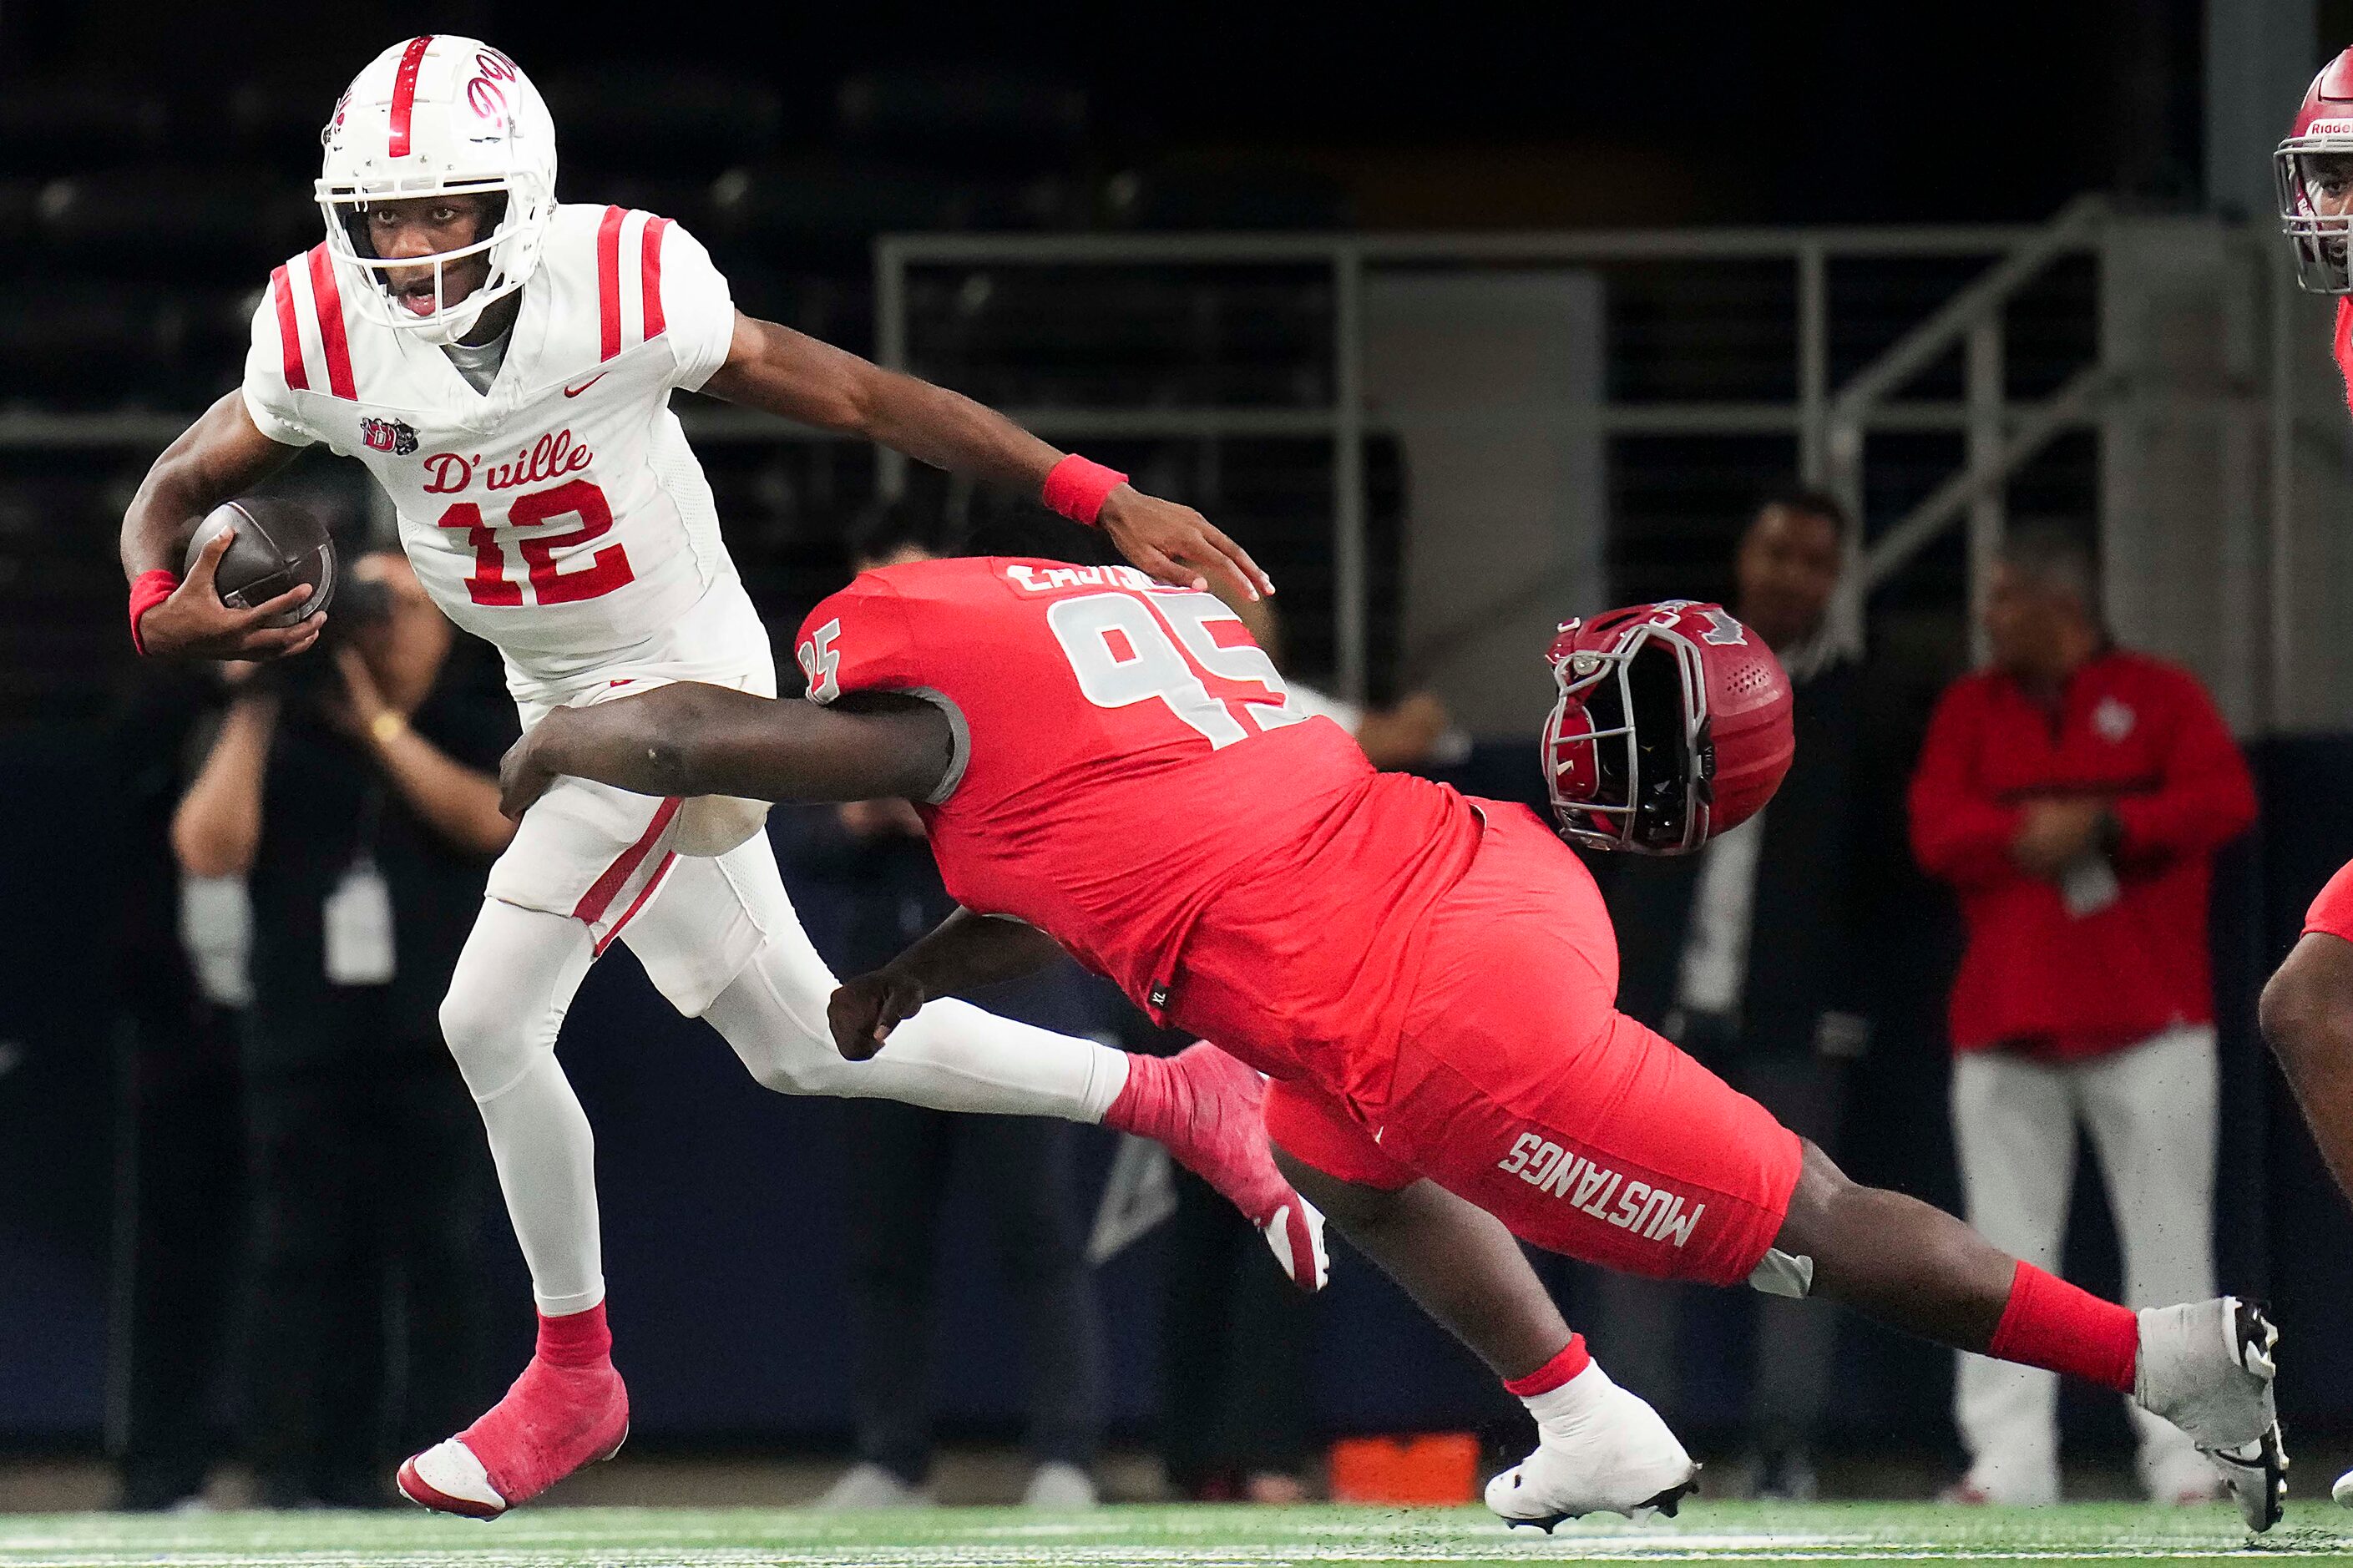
[1021,1460,1100,1510]
[1485,1363,1699,1531]
[397,1439,507,1520]
[1261,1199,1329,1292]
[812,1462,933,1511]
[2139,1438,2226,1507]
[2133,1297,2287,1533]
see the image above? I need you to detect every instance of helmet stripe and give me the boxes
[387,35,434,158]
[595,205,625,361]
[640,215,670,339]
[306,244,357,400]
[271,264,308,392]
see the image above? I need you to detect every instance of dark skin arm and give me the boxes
[499,682,952,820]
[2259,932,2353,1206]
[701,313,1273,602]
[827,908,1069,1060]
[513,684,1058,1062]
[119,391,322,660]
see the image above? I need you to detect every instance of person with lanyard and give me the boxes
[1594,487,1870,1500]
[1909,524,2255,1507]
[170,538,519,1508]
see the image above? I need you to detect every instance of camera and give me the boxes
[250,573,397,701]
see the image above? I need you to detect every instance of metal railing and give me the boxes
[16,202,2285,708]
[1829,195,2113,655]
[872,213,2112,698]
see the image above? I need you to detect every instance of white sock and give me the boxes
[443,899,605,1317]
[697,923,1130,1120]
[1523,1362,1617,1434]
[477,1053,605,1316]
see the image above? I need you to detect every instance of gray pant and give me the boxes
[1591,1037,1845,1452]
[1949,1026,2219,1502]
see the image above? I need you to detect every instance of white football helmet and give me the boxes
[316,36,558,344]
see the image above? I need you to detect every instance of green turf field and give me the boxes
[1,1501,2345,1568]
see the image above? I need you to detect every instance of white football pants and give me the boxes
[438,827,1129,1317]
[1950,1025,2219,1500]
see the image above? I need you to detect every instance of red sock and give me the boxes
[1986,1261,2137,1393]
[1502,1335,1591,1398]
[1104,1052,1176,1140]
[535,1301,612,1368]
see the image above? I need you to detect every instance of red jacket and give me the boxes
[1908,648,2256,1060]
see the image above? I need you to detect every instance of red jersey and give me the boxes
[795,557,1485,1096]
[2335,296,2353,415]
[1907,648,2255,1059]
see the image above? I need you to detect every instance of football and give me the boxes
[183,497,337,627]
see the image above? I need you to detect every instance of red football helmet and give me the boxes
[2278,48,2353,293]
[1541,600,1794,855]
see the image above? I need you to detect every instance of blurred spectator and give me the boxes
[106,667,247,1510]
[170,549,513,1508]
[1908,524,2255,1507]
[797,503,1107,1510]
[1598,487,1870,1499]
[1131,1004,1317,1505]
[1220,591,1467,771]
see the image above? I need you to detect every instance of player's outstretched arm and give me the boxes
[121,391,317,660]
[702,313,1274,602]
[828,909,1068,1060]
[499,683,953,819]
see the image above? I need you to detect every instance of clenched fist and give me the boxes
[828,965,931,1061]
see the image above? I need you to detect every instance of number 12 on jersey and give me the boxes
[435,478,634,607]
[1049,590,1304,748]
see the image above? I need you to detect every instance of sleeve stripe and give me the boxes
[596,205,625,362]
[271,264,308,392]
[305,245,357,401]
[640,215,670,340]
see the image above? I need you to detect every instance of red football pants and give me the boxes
[1263,802,1804,1287]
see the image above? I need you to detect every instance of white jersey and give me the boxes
[241,204,772,718]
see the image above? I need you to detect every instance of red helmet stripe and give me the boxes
[387,36,433,158]
[596,205,625,361]
[306,244,357,401]
[271,264,308,392]
[640,215,670,339]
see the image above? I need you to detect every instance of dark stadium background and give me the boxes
[3,0,2350,1488]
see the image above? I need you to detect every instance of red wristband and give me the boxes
[1041,454,1128,527]
[129,569,179,655]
